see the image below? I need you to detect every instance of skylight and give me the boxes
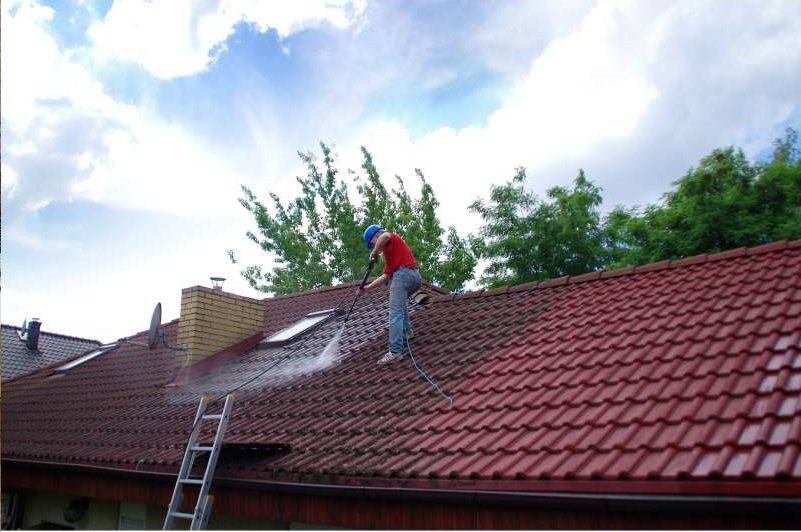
[54,343,118,373]
[261,309,338,346]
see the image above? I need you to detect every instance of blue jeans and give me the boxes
[389,267,422,353]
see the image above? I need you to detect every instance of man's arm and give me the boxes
[369,232,392,264]
[364,272,390,291]
[360,231,392,292]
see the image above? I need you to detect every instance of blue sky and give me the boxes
[3,0,800,342]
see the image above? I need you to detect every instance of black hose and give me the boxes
[345,260,375,323]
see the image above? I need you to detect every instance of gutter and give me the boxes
[215,477,801,517]
[4,458,800,518]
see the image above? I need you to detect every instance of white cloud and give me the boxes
[485,0,659,162]
[1,0,114,219]
[330,0,660,232]
[1,162,19,196]
[2,228,83,251]
[468,0,596,78]
[239,0,368,37]
[70,116,243,216]
[1,1,121,133]
[0,0,254,233]
[329,0,800,234]
[87,0,367,80]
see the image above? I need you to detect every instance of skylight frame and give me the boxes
[260,308,339,346]
[53,343,119,373]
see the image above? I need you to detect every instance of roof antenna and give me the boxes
[119,303,187,351]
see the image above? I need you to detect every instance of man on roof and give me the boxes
[359,224,422,365]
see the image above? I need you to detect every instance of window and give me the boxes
[118,502,146,530]
[54,344,118,373]
[260,309,338,346]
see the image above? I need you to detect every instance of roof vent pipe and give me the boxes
[26,318,42,351]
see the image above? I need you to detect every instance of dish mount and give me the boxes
[120,302,186,351]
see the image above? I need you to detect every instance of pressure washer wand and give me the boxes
[344,259,375,323]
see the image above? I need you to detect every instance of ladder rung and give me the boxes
[191,445,214,452]
[179,478,203,485]
[202,414,222,420]
[169,511,194,520]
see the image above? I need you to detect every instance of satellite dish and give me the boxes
[147,303,162,349]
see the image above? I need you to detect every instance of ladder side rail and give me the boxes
[164,396,210,530]
[190,496,214,531]
[190,394,235,529]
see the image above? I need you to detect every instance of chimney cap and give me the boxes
[210,277,226,290]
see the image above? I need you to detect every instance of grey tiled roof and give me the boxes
[1,324,102,382]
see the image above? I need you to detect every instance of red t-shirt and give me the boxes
[381,232,418,275]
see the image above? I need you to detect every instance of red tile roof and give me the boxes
[3,241,801,497]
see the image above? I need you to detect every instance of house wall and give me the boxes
[17,491,118,530]
[4,464,798,529]
[8,488,304,530]
[147,501,291,530]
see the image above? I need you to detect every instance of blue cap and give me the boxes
[363,224,383,249]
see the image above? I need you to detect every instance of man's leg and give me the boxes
[387,273,406,354]
[403,301,412,339]
[402,269,422,339]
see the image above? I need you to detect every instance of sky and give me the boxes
[2,0,800,343]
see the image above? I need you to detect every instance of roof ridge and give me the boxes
[432,239,801,303]
[116,319,179,343]
[0,324,102,344]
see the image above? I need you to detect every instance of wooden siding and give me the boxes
[3,463,799,529]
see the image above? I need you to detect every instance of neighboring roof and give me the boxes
[3,240,801,498]
[1,324,102,382]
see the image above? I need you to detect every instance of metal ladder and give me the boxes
[163,394,235,530]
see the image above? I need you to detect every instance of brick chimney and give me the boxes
[176,286,265,366]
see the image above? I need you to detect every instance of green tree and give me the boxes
[469,168,607,287]
[605,128,801,265]
[232,143,476,294]
[756,128,801,240]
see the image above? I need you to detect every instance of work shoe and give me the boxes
[378,351,404,365]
